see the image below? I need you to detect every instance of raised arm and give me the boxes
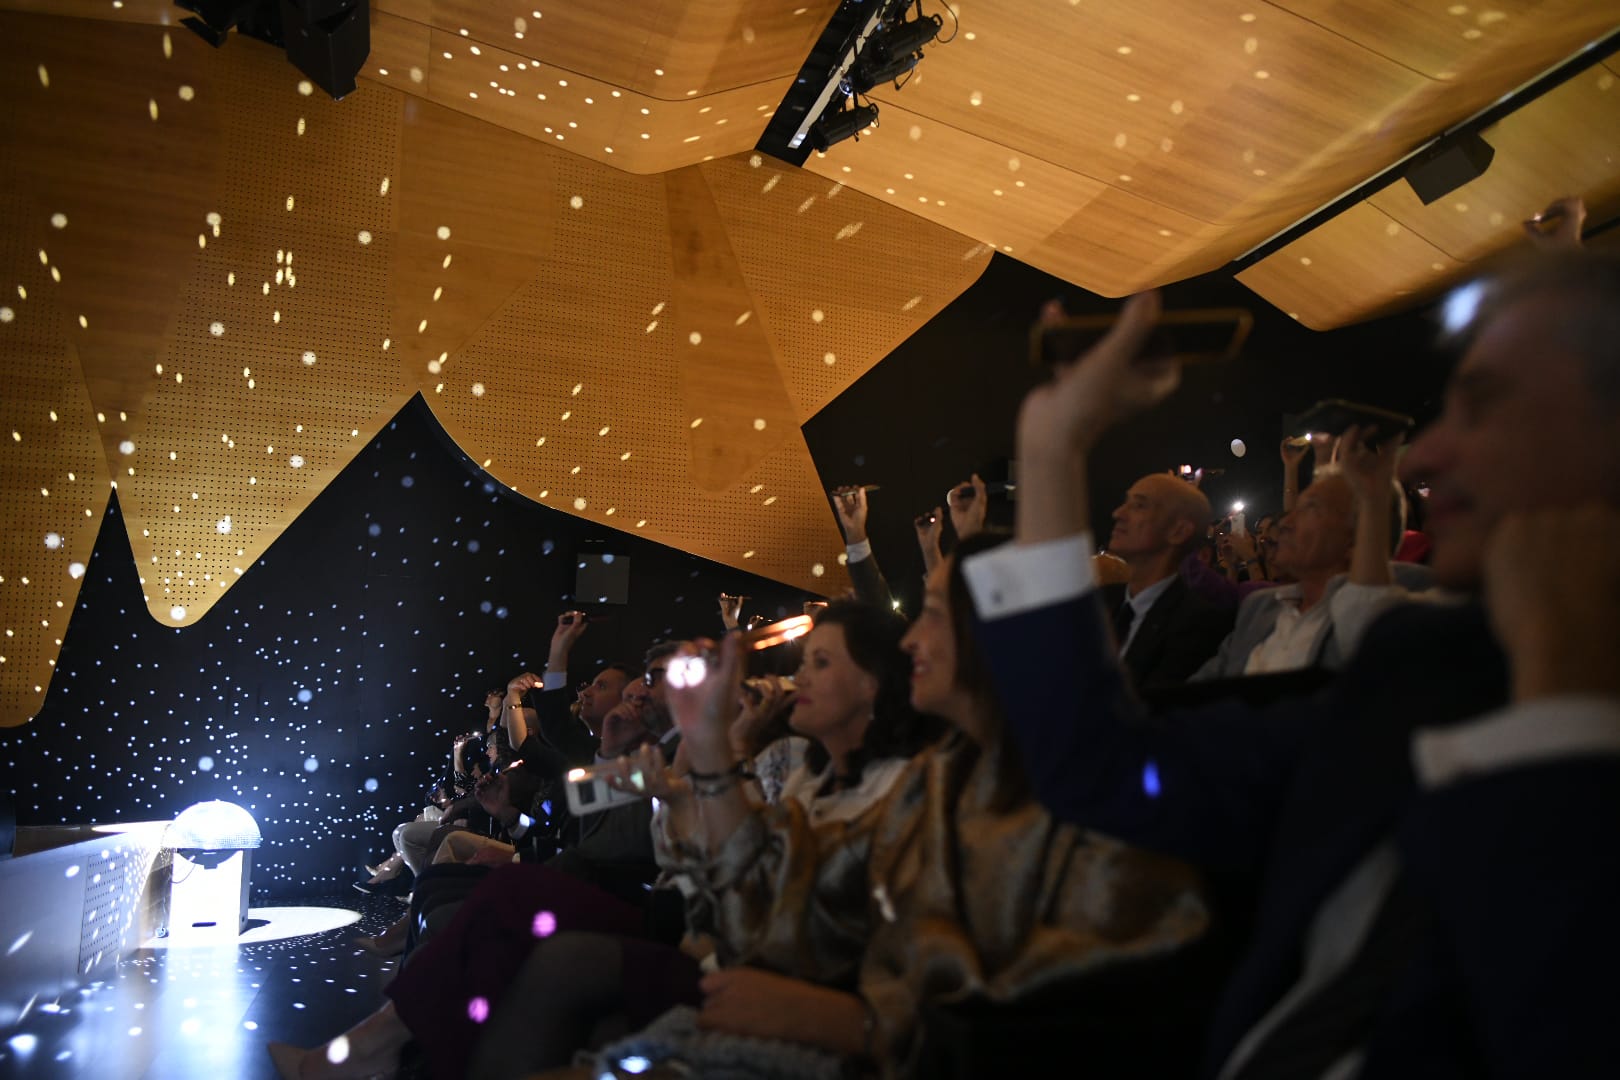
[832,485,897,610]
[968,294,1312,873]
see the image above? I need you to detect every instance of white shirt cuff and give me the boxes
[845,538,873,564]
[541,670,568,691]
[1412,696,1620,789]
[962,533,1097,620]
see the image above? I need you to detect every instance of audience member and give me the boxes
[1100,472,1234,687]
[1192,436,1405,680]
[966,250,1620,1077]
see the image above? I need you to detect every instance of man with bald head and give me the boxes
[1100,472,1233,687]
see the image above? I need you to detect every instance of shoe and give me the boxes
[353,867,413,897]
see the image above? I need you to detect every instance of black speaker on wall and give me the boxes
[1404,132,1496,206]
[279,0,369,100]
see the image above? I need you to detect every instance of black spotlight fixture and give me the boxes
[172,0,369,100]
[808,101,880,153]
[850,48,920,94]
[850,11,942,93]
[874,10,944,60]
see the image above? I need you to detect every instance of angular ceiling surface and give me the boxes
[2,0,1617,724]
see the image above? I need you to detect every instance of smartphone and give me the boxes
[952,480,1016,503]
[1031,307,1254,367]
[1290,399,1414,443]
[564,765,646,817]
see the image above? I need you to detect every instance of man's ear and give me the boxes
[1166,518,1197,549]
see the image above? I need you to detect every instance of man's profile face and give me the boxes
[577,668,628,724]
[1403,295,1619,588]
[1271,475,1354,577]
[1108,477,1180,558]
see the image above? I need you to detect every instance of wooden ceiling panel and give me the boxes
[882,1,1431,226]
[367,16,788,174]
[1269,0,1617,81]
[1234,203,1467,329]
[405,0,836,100]
[1241,56,1620,328]
[701,152,994,421]
[1366,64,1620,263]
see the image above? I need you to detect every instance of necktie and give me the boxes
[1113,597,1137,652]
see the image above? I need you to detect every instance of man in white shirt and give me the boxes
[1193,463,1404,680]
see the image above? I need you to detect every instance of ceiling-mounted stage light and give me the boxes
[873,11,943,60]
[850,49,920,93]
[809,102,879,153]
[851,11,941,92]
[171,1,369,100]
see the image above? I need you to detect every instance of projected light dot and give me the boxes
[178,84,195,101]
[467,997,490,1023]
[304,757,319,773]
[297,79,314,95]
[688,332,702,345]
[289,455,305,468]
[573,497,587,510]
[569,195,584,209]
[811,563,825,577]
[326,1036,350,1064]
[436,226,451,240]
[210,321,225,337]
[169,605,186,621]
[50,212,68,229]
[198,756,214,772]
[44,532,62,549]
[364,778,379,792]
[297,688,314,703]
[302,350,317,365]
[472,383,486,397]
[0,307,12,323]
[358,230,372,245]
[810,309,824,323]
[68,562,85,579]
[532,910,557,937]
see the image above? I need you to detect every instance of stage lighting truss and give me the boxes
[172,0,370,100]
[788,0,957,154]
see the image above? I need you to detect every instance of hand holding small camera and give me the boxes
[914,507,944,571]
[1339,423,1403,507]
[717,593,745,631]
[506,671,541,697]
[1523,195,1586,249]
[830,485,871,545]
[947,474,989,541]
[1279,435,1311,469]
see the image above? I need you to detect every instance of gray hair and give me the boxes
[1445,248,1620,403]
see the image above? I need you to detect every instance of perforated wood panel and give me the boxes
[0,182,112,729]
[0,13,990,723]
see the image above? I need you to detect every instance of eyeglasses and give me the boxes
[644,667,668,687]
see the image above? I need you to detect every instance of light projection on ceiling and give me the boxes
[0,10,990,725]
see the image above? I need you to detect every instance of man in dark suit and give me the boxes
[1100,472,1233,687]
[966,249,1620,1077]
